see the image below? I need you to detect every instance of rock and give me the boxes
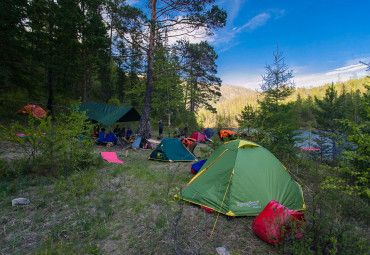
[216,246,230,255]
[12,198,30,206]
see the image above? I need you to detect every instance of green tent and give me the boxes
[175,140,305,216]
[76,102,141,126]
[149,138,196,162]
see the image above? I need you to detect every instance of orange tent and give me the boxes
[219,130,237,139]
[16,105,47,118]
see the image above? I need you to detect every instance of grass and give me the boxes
[0,139,368,254]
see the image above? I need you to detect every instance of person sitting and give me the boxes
[126,127,133,139]
[93,126,100,138]
[96,128,117,146]
[113,125,121,136]
[97,128,106,144]
[118,127,126,139]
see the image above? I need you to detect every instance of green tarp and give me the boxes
[77,102,141,126]
[175,140,305,216]
[149,138,196,162]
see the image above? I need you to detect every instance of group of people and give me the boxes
[113,125,133,141]
[93,122,239,159]
[94,125,134,146]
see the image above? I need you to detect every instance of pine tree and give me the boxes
[256,45,297,158]
[178,40,222,113]
[113,0,226,137]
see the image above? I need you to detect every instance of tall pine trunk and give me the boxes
[138,0,157,137]
[47,0,54,115]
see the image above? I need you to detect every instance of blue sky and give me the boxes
[129,0,370,89]
[212,0,370,89]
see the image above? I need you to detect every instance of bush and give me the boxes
[277,162,370,254]
[0,108,97,176]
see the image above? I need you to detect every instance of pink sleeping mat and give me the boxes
[101,152,124,164]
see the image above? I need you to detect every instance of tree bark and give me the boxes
[190,76,198,113]
[138,0,157,137]
[82,50,87,102]
[81,0,87,103]
[47,0,54,115]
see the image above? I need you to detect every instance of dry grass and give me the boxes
[0,142,275,255]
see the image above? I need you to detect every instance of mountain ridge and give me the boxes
[199,77,369,128]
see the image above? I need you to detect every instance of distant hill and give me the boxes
[218,85,258,103]
[197,77,369,128]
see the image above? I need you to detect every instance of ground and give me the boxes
[0,139,278,255]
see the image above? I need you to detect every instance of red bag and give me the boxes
[252,200,305,245]
[200,205,214,213]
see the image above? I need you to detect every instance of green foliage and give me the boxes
[215,114,233,130]
[277,161,370,255]
[54,170,97,199]
[0,109,97,176]
[237,104,256,134]
[260,46,295,107]
[322,85,370,197]
[313,83,344,131]
[281,191,369,254]
[107,97,121,106]
[249,47,298,159]
[178,40,222,113]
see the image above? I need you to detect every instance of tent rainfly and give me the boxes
[76,102,141,126]
[175,140,305,216]
[149,138,196,162]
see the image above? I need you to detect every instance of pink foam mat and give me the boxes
[100,152,124,164]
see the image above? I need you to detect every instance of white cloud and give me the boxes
[221,62,369,90]
[236,13,271,33]
[226,0,243,23]
[126,0,139,6]
[294,64,367,88]
[325,64,366,76]
[210,10,285,51]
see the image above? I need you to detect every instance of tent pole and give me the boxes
[210,169,234,238]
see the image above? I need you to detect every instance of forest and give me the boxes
[0,0,369,254]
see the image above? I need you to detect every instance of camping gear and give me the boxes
[75,102,141,126]
[16,105,47,118]
[300,147,321,153]
[190,131,207,143]
[191,159,208,174]
[149,138,196,162]
[252,200,305,245]
[203,128,215,138]
[132,133,142,149]
[219,130,237,140]
[101,152,124,164]
[201,205,214,213]
[182,138,196,148]
[175,140,305,216]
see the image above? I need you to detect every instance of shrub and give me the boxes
[0,108,97,176]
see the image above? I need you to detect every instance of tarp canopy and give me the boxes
[76,102,141,126]
[175,140,305,216]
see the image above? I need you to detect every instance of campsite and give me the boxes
[1,0,370,254]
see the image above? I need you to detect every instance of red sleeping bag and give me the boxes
[252,200,305,245]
